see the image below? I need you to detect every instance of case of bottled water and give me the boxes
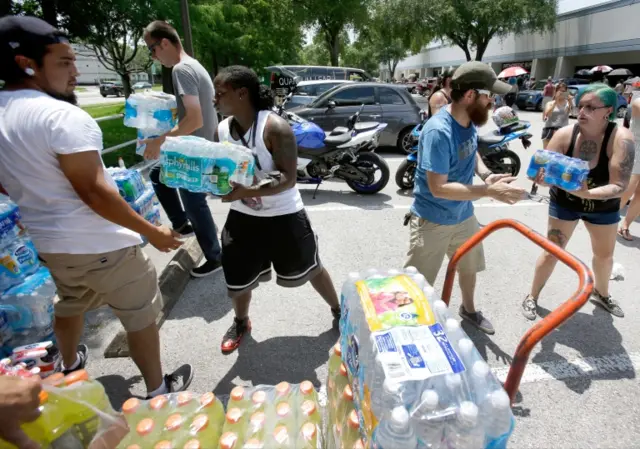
[527,150,589,191]
[131,185,158,218]
[0,235,40,292]
[0,196,26,246]
[124,92,177,133]
[108,168,147,203]
[334,268,514,449]
[160,137,256,195]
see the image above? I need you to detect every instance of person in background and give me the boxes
[142,20,222,277]
[504,77,517,107]
[428,70,452,118]
[542,76,555,110]
[212,66,341,353]
[526,77,536,90]
[618,97,640,241]
[0,16,193,400]
[405,61,525,335]
[615,80,624,94]
[524,84,635,320]
[541,82,573,149]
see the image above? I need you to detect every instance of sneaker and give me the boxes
[190,259,222,278]
[459,305,495,335]
[174,222,195,238]
[62,344,89,375]
[221,317,252,354]
[521,295,538,321]
[145,364,194,399]
[591,291,624,318]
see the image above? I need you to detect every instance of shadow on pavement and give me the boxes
[461,321,514,366]
[531,305,634,394]
[213,328,338,399]
[82,307,120,351]
[166,272,231,323]
[98,373,143,411]
[396,188,414,198]
[299,188,394,209]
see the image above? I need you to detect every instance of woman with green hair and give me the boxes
[524,83,635,319]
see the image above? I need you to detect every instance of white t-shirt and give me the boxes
[0,89,142,254]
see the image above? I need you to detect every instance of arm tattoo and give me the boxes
[578,140,598,161]
[619,138,636,179]
[547,228,567,248]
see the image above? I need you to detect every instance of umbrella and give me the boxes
[624,76,640,85]
[608,68,633,76]
[590,65,613,73]
[497,66,528,79]
[575,69,592,77]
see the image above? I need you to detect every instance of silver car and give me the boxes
[285,80,353,110]
[290,82,422,153]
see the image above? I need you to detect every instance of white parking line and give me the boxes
[492,351,639,385]
[305,201,547,213]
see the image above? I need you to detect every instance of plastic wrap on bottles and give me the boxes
[124,92,177,133]
[0,369,129,449]
[108,168,148,203]
[526,150,589,191]
[0,267,55,351]
[145,205,162,227]
[0,235,40,291]
[8,341,61,378]
[130,186,158,218]
[218,382,323,449]
[333,268,514,449]
[115,391,225,449]
[0,195,26,244]
[160,137,255,195]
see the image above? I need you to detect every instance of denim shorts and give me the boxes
[549,201,620,225]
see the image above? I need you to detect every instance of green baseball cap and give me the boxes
[451,61,512,95]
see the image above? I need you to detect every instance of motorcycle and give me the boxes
[274,91,390,198]
[395,117,532,190]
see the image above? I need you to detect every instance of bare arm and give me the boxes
[545,125,572,154]
[427,171,490,201]
[542,100,555,121]
[429,92,448,117]
[582,128,635,200]
[474,152,491,182]
[58,152,162,236]
[164,95,203,137]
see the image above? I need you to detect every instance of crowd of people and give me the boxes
[0,13,639,449]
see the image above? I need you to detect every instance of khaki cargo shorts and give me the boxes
[39,246,161,332]
[405,214,485,285]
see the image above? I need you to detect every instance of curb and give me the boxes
[103,237,203,358]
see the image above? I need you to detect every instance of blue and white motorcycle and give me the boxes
[395,106,532,190]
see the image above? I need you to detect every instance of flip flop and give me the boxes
[617,228,633,241]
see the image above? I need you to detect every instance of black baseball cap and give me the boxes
[0,15,69,58]
[451,61,512,95]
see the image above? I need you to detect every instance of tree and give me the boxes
[394,0,557,61]
[297,0,369,66]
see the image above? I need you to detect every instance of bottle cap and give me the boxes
[301,400,317,416]
[276,401,291,417]
[230,386,245,402]
[390,407,409,426]
[122,398,141,415]
[191,414,209,433]
[405,266,418,274]
[136,418,155,436]
[275,381,291,397]
[301,422,317,439]
[445,318,460,332]
[42,372,64,386]
[421,389,439,409]
[472,360,490,378]
[183,440,201,449]
[458,338,474,356]
[343,384,353,401]
[459,401,479,424]
[149,394,169,412]
[177,391,193,407]
[63,369,89,386]
[331,342,342,358]
[347,410,360,429]
[154,441,172,449]
[348,272,360,281]
[491,390,510,409]
[433,300,448,314]
[199,392,216,408]
[300,380,315,396]
[243,439,264,449]
[165,414,184,432]
[252,390,267,405]
[273,425,289,444]
[219,432,238,449]
[445,373,462,390]
[339,363,348,377]
[226,408,243,424]
[250,411,266,428]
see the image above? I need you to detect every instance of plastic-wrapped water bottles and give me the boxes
[445,402,485,449]
[0,235,40,292]
[0,267,55,350]
[372,407,418,449]
[108,168,148,203]
[560,159,589,191]
[160,137,255,195]
[527,149,589,191]
[131,186,158,217]
[526,149,554,179]
[124,92,177,132]
[0,196,25,246]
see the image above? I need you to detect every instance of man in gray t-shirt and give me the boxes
[143,20,222,277]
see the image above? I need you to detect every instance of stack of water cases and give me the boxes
[124,92,178,156]
[217,382,322,449]
[331,268,514,449]
[108,168,162,234]
[0,195,57,367]
[159,138,256,196]
[527,149,590,191]
[117,391,225,449]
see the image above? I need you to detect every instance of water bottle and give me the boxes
[432,300,450,325]
[456,338,476,370]
[481,390,513,449]
[444,319,464,347]
[372,378,418,421]
[0,236,40,291]
[372,407,418,449]
[469,360,491,405]
[411,390,445,449]
[0,310,13,357]
[444,402,484,449]
[526,149,552,179]
[0,196,24,246]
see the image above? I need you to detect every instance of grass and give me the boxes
[152,85,162,91]
[81,103,141,168]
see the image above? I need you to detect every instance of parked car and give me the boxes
[100,81,124,97]
[284,80,352,110]
[568,84,629,118]
[289,82,422,153]
[132,81,152,90]
[516,79,592,111]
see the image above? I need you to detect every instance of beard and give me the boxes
[46,89,78,106]
[467,100,492,126]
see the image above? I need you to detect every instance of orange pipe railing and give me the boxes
[440,218,594,403]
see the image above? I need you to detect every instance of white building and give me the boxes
[386,0,640,81]
[72,44,149,85]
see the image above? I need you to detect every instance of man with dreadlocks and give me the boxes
[213,65,341,353]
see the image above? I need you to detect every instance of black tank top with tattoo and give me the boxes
[550,122,620,213]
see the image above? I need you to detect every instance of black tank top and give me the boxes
[550,122,620,213]
[427,90,452,118]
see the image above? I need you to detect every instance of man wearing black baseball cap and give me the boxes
[405,61,525,335]
[0,16,193,402]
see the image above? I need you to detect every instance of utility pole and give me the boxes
[179,0,194,56]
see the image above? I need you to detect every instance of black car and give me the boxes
[100,81,124,97]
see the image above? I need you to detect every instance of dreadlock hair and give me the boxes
[215,65,274,111]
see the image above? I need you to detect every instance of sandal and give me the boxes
[617,228,633,241]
